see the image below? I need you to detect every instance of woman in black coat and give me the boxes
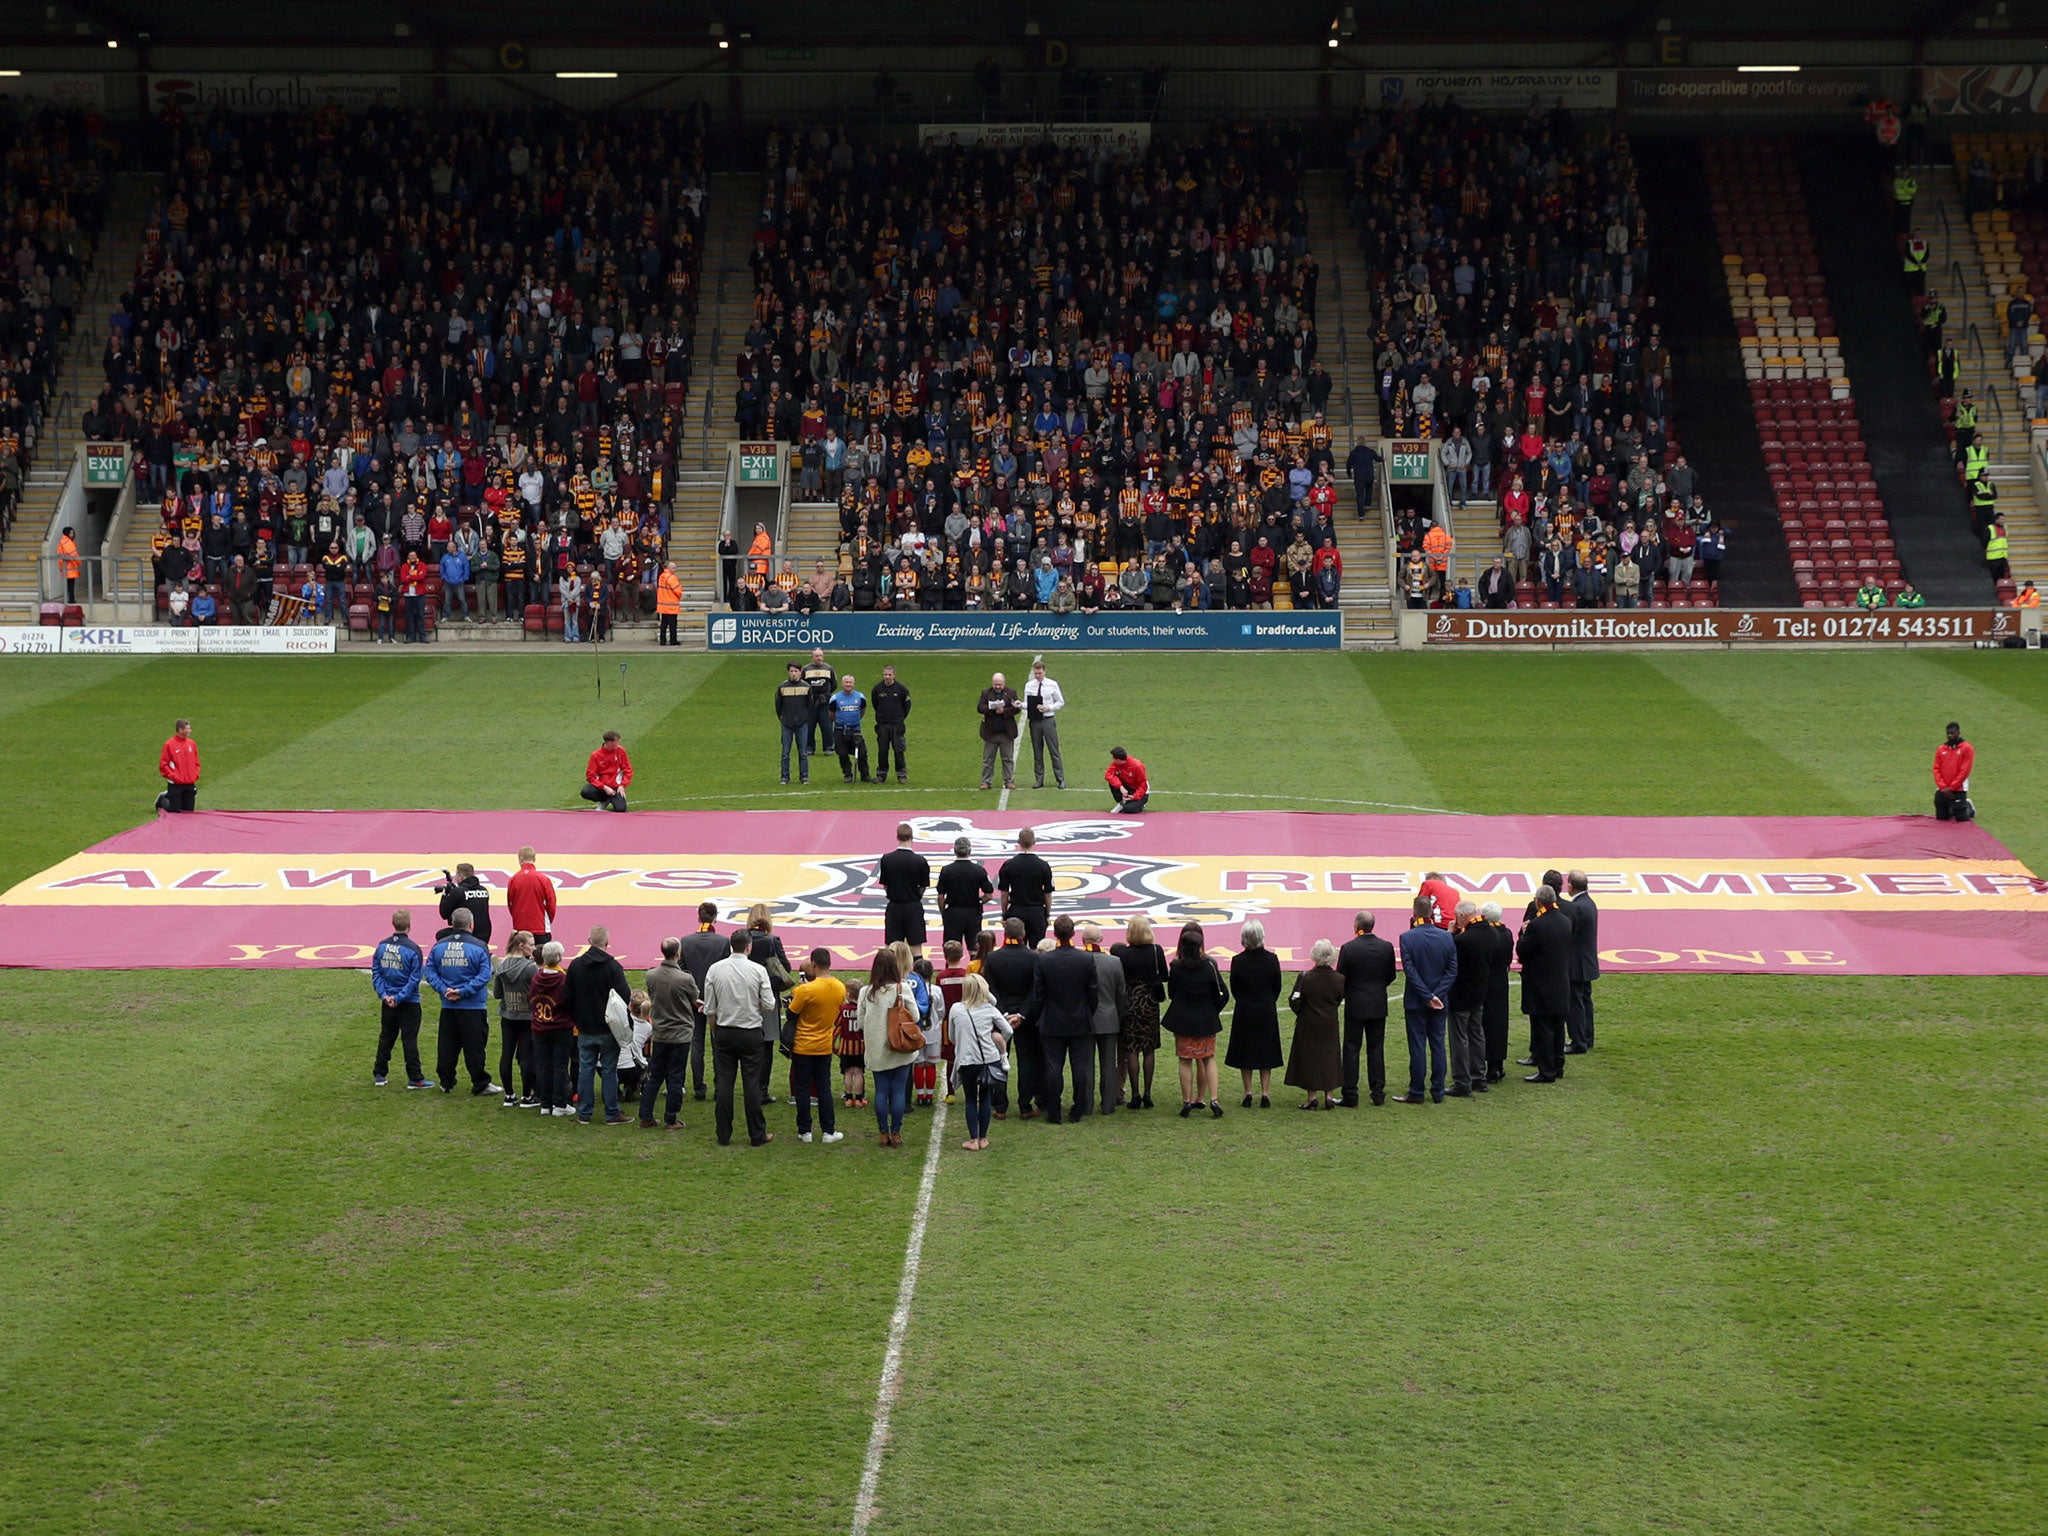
[1515,888,1574,1083]
[1162,921,1228,1119]
[1224,919,1284,1106]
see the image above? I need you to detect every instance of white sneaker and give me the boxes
[552,1106,575,1117]
[822,1131,845,1144]
[501,1095,519,1107]
[797,1131,814,1143]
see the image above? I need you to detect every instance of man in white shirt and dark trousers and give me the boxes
[1023,656,1068,790]
[702,929,778,1147]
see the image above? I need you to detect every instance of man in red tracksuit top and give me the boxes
[1104,746,1149,814]
[1416,872,1460,929]
[158,718,201,812]
[508,845,558,946]
[1933,721,1974,821]
[581,730,634,811]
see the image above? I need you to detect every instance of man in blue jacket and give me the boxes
[371,908,428,1087]
[425,907,496,1095]
[829,672,871,783]
[439,543,472,622]
[1394,894,1458,1104]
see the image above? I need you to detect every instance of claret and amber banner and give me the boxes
[2,811,2043,975]
[1425,608,2023,645]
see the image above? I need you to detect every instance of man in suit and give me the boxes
[1517,868,1563,1072]
[1564,868,1600,1053]
[1394,895,1458,1104]
[1446,901,1494,1097]
[1028,915,1100,1124]
[1477,901,1516,1083]
[1336,911,1397,1107]
[981,918,1042,1117]
[976,671,1021,790]
[877,822,931,959]
[998,826,1056,945]
[935,837,994,947]
[1516,885,1574,1082]
[677,901,728,1101]
[1080,922,1129,1115]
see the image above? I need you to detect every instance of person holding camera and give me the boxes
[436,862,493,946]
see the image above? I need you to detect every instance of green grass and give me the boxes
[2,650,2046,1533]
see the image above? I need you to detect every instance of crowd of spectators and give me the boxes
[1344,97,1721,608]
[89,104,706,633]
[733,120,1350,614]
[1,102,112,549]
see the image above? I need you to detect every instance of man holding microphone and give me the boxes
[1023,656,1068,791]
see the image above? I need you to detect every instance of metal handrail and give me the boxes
[1947,257,1969,342]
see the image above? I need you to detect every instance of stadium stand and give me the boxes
[86,105,707,637]
[734,121,1347,614]
[0,105,116,623]
[1704,138,1904,609]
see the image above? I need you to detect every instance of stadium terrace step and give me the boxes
[692,172,763,475]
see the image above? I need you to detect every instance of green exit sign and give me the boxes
[85,444,129,486]
[737,442,781,484]
[1388,439,1431,483]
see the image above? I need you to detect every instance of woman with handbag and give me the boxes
[947,972,1013,1151]
[1162,921,1228,1119]
[1111,916,1168,1109]
[858,948,921,1146]
[747,904,793,1104]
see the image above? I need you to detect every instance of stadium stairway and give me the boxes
[668,467,727,611]
[1799,139,1995,605]
[1636,139,1799,607]
[0,171,159,624]
[1302,170,1395,645]
[782,498,841,586]
[1923,169,2047,591]
[692,171,760,471]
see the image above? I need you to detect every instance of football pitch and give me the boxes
[2,649,2045,1534]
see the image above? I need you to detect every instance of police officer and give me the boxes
[436,862,492,946]
[1970,471,1999,541]
[871,664,912,784]
[776,660,813,785]
[1902,231,1928,295]
[371,908,427,1087]
[877,821,931,958]
[425,907,497,1095]
[829,672,870,782]
[1985,518,2011,580]
[936,836,994,947]
[1952,391,1978,460]
[801,647,836,755]
[1921,291,1947,355]
[1892,168,1917,233]
[998,825,1056,947]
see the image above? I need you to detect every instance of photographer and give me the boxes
[436,862,493,946]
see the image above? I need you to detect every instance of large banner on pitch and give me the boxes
[2,810,2042,975]
[706,610,1341,651]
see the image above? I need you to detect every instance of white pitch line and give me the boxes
[850,1098,948,1536]
[996,783,1010,811]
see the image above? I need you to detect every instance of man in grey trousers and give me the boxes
[1023,655,1068,790]
[1081,922,1128,1113]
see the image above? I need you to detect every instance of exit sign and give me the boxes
[85,443,129,486]
[1388,439,1431,483]
[737,442,781,484]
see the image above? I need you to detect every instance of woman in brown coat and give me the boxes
[1283,938,1346,1108]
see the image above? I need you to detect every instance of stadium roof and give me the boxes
[12,0,2039,50]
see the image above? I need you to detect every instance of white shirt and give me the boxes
[1024,676,1065,716]
[702,952,775,1033]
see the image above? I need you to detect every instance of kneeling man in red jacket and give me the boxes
[1104,746,1149,814]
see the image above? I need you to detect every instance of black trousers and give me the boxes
[1934,788,1970,821]
[836,726,870,779]
[1111,790,1149,814]
[1530,1012,1568,1078]
[375,999,423,1081]
[1039,1032,1095,1121]
[533,1029,573,1110]
[436,1006,490,1091]
[641,1038,691,1124]
[689,1011,710,1094]
[941,909,982,947]
[162,782,198,813]
[658,613,678,645]
[1567,979,1596,1051]
[1011,904,1048,947]
[875,720,907,778]
[1483,997,1510,1077]
[883,900,927,947]
[1093,1033,1121,1112]
[580,785,628,811]
[712,1026,768,1144]
[497,1018,532,1097]
[1342,1012,1387,1105]
[1010,1019,1044,1111]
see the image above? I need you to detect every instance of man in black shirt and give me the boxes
[935,836,994,946]
[775,661,814,785]
[677,901,729,1100]
[871,664,912,784]
[876,821,931,958]
[997,826,1055,946]
[800,646,836,755]
[981,917,1041,1118]
[436,862,492,946]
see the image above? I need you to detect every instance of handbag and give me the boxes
[778,1007,798,1057]
[885,992,925,1054]
[981,1007,1010,1082]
